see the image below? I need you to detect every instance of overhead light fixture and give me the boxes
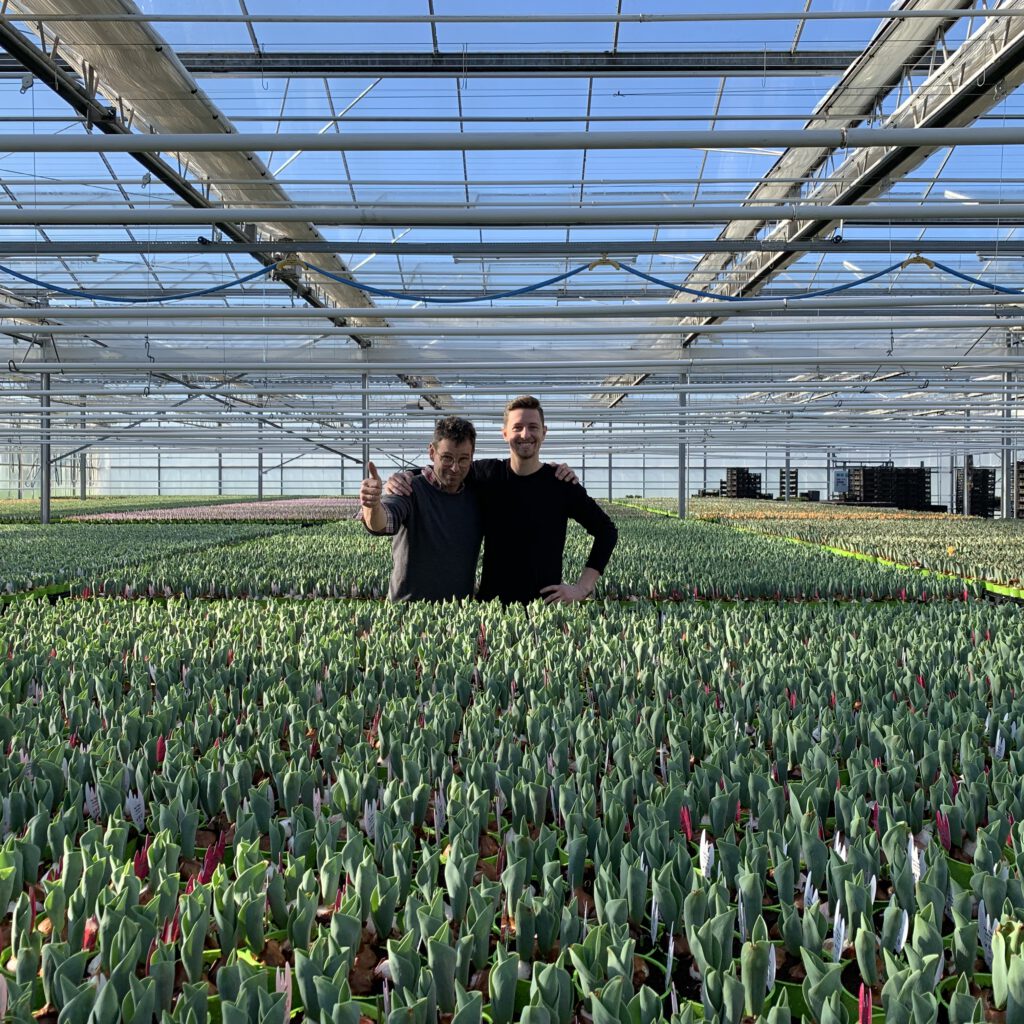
[842,260,863,275]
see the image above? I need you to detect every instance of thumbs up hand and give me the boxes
[360,461,383,509]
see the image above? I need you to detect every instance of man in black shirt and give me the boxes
[386,396,617,604]
[474,396,617,604]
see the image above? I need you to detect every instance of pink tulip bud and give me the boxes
[134,836,152,880]
[858,983,872,1024]
[680,806,693,842]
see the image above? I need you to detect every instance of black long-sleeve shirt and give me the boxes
[471,459,618,604]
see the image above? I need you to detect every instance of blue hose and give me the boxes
[0,262,277,303]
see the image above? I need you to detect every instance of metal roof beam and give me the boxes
[2,4,448,410]
[8,9,1024,24]
[0,239,1021,257]
[597,0,1021,404]
[0,49,883,78]
[5,201,1024,227]
[2,126,1024,153]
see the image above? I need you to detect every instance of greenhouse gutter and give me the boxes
[611,500,1024,601]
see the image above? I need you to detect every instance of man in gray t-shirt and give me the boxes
[360,416,482,601]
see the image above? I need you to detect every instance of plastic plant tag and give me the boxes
[699,830,714,876]
[83,784,101,821]
[832,904,846,963]
[125,790,145,829]
[804,875,819,910]
[979,900,994,969]
[895,909,909,955]
[908,837,922,884]
[832,832,848,862]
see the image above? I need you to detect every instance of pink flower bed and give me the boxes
[72,497,362,523]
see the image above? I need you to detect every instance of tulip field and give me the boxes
[0,499,1023,1024]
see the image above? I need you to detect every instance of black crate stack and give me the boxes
[1017,461,1024,518]
[891,467,932,511]
[722,467,762,499]
[955,467,999,518]
[778,468,798,500]
[845,464,932,511]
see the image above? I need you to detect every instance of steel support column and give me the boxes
[79,410,87,499]
[964,453,972,517]
[39,372,50,524]
[678,374,688,519]
[1016,454,1022,521]
[1004,361,1015,519]
[361,373,370,474]
[607,422,613,502]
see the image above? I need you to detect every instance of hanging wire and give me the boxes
[0,262,278,302]
[301,262,591,303]
[0,253,1021,305]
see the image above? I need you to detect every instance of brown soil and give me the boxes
[260,939,288,967]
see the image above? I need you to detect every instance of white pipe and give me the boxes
[4,318,1022,337]
[3,128,1024,154]
[4,354,1019,370]
[8,417,1023,434]
[14,399,1019,417]
[16,383,1020,402]
[16,11,1020,24]
[6,293,1024,319]
[6,433,1022,450]
[6,201,1024,227]
[3,356,1021,373]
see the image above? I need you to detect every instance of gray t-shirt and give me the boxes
[372,475,483,601]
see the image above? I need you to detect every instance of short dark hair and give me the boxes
[433,416,476,448]
[504,395,544,425]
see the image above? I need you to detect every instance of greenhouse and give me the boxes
[1,2,1024,1022]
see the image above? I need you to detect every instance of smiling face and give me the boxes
[428,437,474,492]
[502,406,547,466]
